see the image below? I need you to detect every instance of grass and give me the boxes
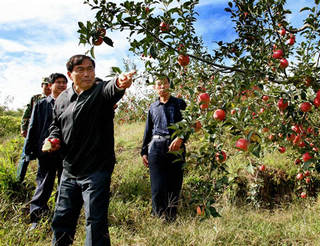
[1,121,320,245]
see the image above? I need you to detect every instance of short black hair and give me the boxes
[66,54,95,73]
[154,74,170,84]
[48,73,68,84]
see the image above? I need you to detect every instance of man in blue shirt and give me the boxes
[141,75,187,222]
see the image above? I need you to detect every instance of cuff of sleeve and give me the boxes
[140,149,148,156]
[115,78,125,91]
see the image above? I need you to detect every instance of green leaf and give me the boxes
[303,160,313,170]
[78,21,85,29]
[251,143,261,158]
[246,164,255,175]
[300,7,311,12]
[90,47,95,59]
[103,36,114,47]
[112,67,122,74]
[208,206,221,217]
[150,45,157,59]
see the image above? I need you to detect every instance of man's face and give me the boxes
[155,77,170,97]
[68,58,95,91]
[42,83,51,96]
[50,78,68,96]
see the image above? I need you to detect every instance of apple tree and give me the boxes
[78,0,320,210]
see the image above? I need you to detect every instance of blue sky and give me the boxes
[0,0,312,109]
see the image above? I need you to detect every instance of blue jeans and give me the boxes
[51,169,112,246]
[148,138,184,221]
[30,154,63,223]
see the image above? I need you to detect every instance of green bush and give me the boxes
[0,116,20,138]
[0,137,24,200]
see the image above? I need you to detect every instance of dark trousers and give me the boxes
[30,154,63,223]
[16,139,31,182]
[148,138,184,221]
[51,169,112,246]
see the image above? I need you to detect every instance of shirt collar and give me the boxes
[46,95,55,103]
[155,95,172,106]
[67,83,97,102]
[67,84,78,102]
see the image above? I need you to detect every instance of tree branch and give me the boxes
[285,24,313,34]
[138,24,245,73]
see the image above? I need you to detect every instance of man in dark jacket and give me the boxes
[45,54,135,246]
[141,75,187,222]
[25,73,68,229]
[16,77,51,182]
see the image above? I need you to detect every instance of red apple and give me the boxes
[259,108,265,114]
[302,152,312,162]
[215,150,227,163]
[48,138,61,149]
[300,102,312,112]
[278,146,286,153]
[287,36,295,45]
[235,138,249,151]
[194,120,202,132]
[49,138,60,145]
[159,22,169,32]
[300,192,307,198]
[296,173,304,180]
[98,28,106,37]
[198,93,210,104]
[298,141,306,148]
[259,165,266,172]
[200,104,208,110]
[304,170,311,177]
[286,133,295,142]
[293,135,301,145]
[214,109,226,121]
[268,134,275,141]
[313,97,320,107]
[272,49,283,59]
[178,54,190,66]
[262,95,269,101]
[279,28,286,36]
[93,36,103,46]
[291,124,301,134]
[279,58,289,69]
[278,98,288,111]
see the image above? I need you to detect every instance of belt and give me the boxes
[152,135,171,140]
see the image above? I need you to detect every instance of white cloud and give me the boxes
[0,0,315,109]
[0,0,93,24]
[0,0,133,109]
[0,39,27,53]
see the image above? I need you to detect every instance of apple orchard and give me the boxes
[78,0,320,216]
